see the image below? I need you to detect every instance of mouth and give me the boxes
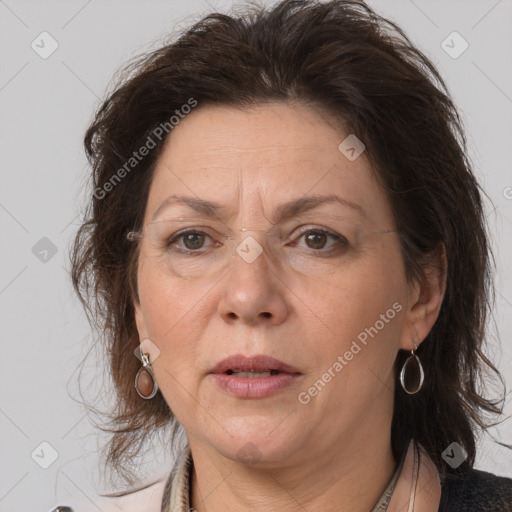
[209,354,302,398]
[210,354,301,376]
[224,369,282,378]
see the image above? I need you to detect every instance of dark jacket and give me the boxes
[439,469,512,511]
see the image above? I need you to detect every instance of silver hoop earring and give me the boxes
[135,351,159,399]
[399,342,424,394]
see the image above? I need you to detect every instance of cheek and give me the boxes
[303,248,406,392]
[302,248,405,341]
[301,283,402,433]
[137,269,209,420]
[137,257,211,338]
[136,265,210,389]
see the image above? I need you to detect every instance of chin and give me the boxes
[209,421,305,466]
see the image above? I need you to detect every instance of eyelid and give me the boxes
[171,224,345,239]
[288,225,349,249]
[168,225,348,253]
[168,228,219,245]
[291,224,343,236]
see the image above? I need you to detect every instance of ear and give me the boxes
[133,297,149,341]
[398,242,447,351]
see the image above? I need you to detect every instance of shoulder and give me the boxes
[439,468,512,511]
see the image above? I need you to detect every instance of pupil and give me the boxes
[306,232,326,249]
[184,233,204,249]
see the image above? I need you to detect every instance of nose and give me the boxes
[217,236,289,326]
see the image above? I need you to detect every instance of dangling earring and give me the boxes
[135,350,158,399]
[400,341,424,394]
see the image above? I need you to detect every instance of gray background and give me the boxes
[1,0,511,510]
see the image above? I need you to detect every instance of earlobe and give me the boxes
[399,242,447,350]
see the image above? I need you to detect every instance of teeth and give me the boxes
[226,369,280,378]
[232,371,271,378]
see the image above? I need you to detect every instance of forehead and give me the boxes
[144,102,394,228]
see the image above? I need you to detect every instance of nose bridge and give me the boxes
[222,188,279,263]
[228,227,275,280]
[218,227,288,324]
[234,225,271,256]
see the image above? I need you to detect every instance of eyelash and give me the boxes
[165,226,349,256]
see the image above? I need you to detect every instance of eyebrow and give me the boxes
[151,194,366,222]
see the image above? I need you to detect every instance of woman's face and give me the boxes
[134,102,423,467]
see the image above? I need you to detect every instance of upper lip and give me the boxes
[210,354,301,374]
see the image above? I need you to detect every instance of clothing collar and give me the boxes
[161,440,441,511]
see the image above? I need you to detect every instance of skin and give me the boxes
[134,102,446,512]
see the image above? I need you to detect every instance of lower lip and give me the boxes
[211,373,301,398]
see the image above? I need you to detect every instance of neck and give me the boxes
[188,413,397,511]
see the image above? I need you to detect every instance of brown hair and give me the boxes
[71,0,507,492]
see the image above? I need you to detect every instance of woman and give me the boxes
[71,0,512,510]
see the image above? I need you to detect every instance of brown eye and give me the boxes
[291,227,349,255]
[183,232,206,250]
[305,231,328,249]
[166,230,214,252]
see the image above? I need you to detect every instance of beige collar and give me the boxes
[161,440,441,511]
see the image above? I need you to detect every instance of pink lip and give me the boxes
[209,354,302,399]
[210,354,301,374]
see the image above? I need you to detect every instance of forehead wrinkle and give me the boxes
[150,159,368,227]
[235,167,271,230]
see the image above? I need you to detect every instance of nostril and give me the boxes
[261,312,271,318]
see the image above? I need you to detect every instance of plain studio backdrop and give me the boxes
[1,0,511,510]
